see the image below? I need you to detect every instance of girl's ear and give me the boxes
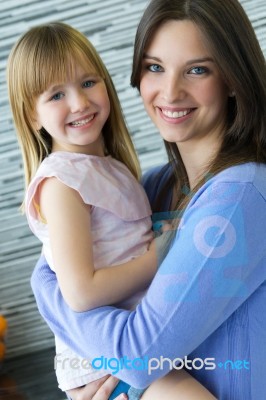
[35,122,42,131]
[31,113,42,131]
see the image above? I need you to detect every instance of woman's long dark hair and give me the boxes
[131,0,266,212]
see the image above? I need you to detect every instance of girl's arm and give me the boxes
[141,369,217,400]
[39,177,157,312]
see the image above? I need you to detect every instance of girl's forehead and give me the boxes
[30,48,102,97]
[44,60,97,85]
[64,55,98,75]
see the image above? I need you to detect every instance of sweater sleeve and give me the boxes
[31,179,266,388]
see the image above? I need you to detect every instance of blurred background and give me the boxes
[0,0,265,398]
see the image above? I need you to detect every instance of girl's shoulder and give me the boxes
[34,151,137,188]
[37,151,112,177]
[27,152,151,221]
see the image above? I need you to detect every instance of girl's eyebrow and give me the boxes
[79,72,98,80]
[143,53,214,65]
[44,73,98,94]
[46,84,63,93]
[41,84,65,97]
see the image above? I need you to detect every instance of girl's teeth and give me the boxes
[162,109,190,118]
[71,116,94,126]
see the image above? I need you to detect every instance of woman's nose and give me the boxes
[162,73,187,103]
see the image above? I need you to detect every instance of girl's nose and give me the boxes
[162,73,187,103]
[70,92,90,114]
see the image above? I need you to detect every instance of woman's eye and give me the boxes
[51,92,64,101]
[189,66,208,75]
[83,80,95,88]
[148,64,163,73]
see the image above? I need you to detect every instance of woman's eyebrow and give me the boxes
[143,54,162,62]
[143,54,214,65]
[185,57,215,65]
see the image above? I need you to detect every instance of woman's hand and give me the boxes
[66,375,128,400]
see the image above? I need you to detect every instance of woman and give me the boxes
[30,0,266,398]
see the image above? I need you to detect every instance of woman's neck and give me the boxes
[178,137,221,190]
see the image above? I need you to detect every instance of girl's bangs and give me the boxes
[27,43,97,98]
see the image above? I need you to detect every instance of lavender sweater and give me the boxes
[31,162,266,399]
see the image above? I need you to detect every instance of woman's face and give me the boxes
[140,19,230,151]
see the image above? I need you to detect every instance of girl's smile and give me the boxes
[68,113,96,128]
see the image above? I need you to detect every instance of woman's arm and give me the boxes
[32,180,266,387]
[39,177,157,312]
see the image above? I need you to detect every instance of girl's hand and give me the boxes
[66,375,128,400]
[152,220,173,237]
[149,220,176,266]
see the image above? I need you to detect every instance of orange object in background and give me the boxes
[0,316,7,339]
[0,317,26,399]
[0,315,7,361]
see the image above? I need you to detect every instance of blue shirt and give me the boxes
[31,162,266,399]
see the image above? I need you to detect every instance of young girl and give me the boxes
[29,0,266,399]
[7,22,215,400]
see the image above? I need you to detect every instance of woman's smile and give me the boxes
[158,107,196,123]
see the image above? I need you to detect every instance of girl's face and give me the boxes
[35,63,110,155]
[140,19,230,152]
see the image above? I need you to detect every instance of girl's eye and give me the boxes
[148,64,163,73]
[189,66,208,75]
[51,92,64,101]
[83,80,95,88]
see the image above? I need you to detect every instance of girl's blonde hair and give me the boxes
[7,22,141,194]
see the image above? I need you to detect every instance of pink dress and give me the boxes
[25,152,153,390]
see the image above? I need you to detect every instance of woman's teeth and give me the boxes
[162,109,191,118]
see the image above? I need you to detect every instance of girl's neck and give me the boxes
[52,141,105,157]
